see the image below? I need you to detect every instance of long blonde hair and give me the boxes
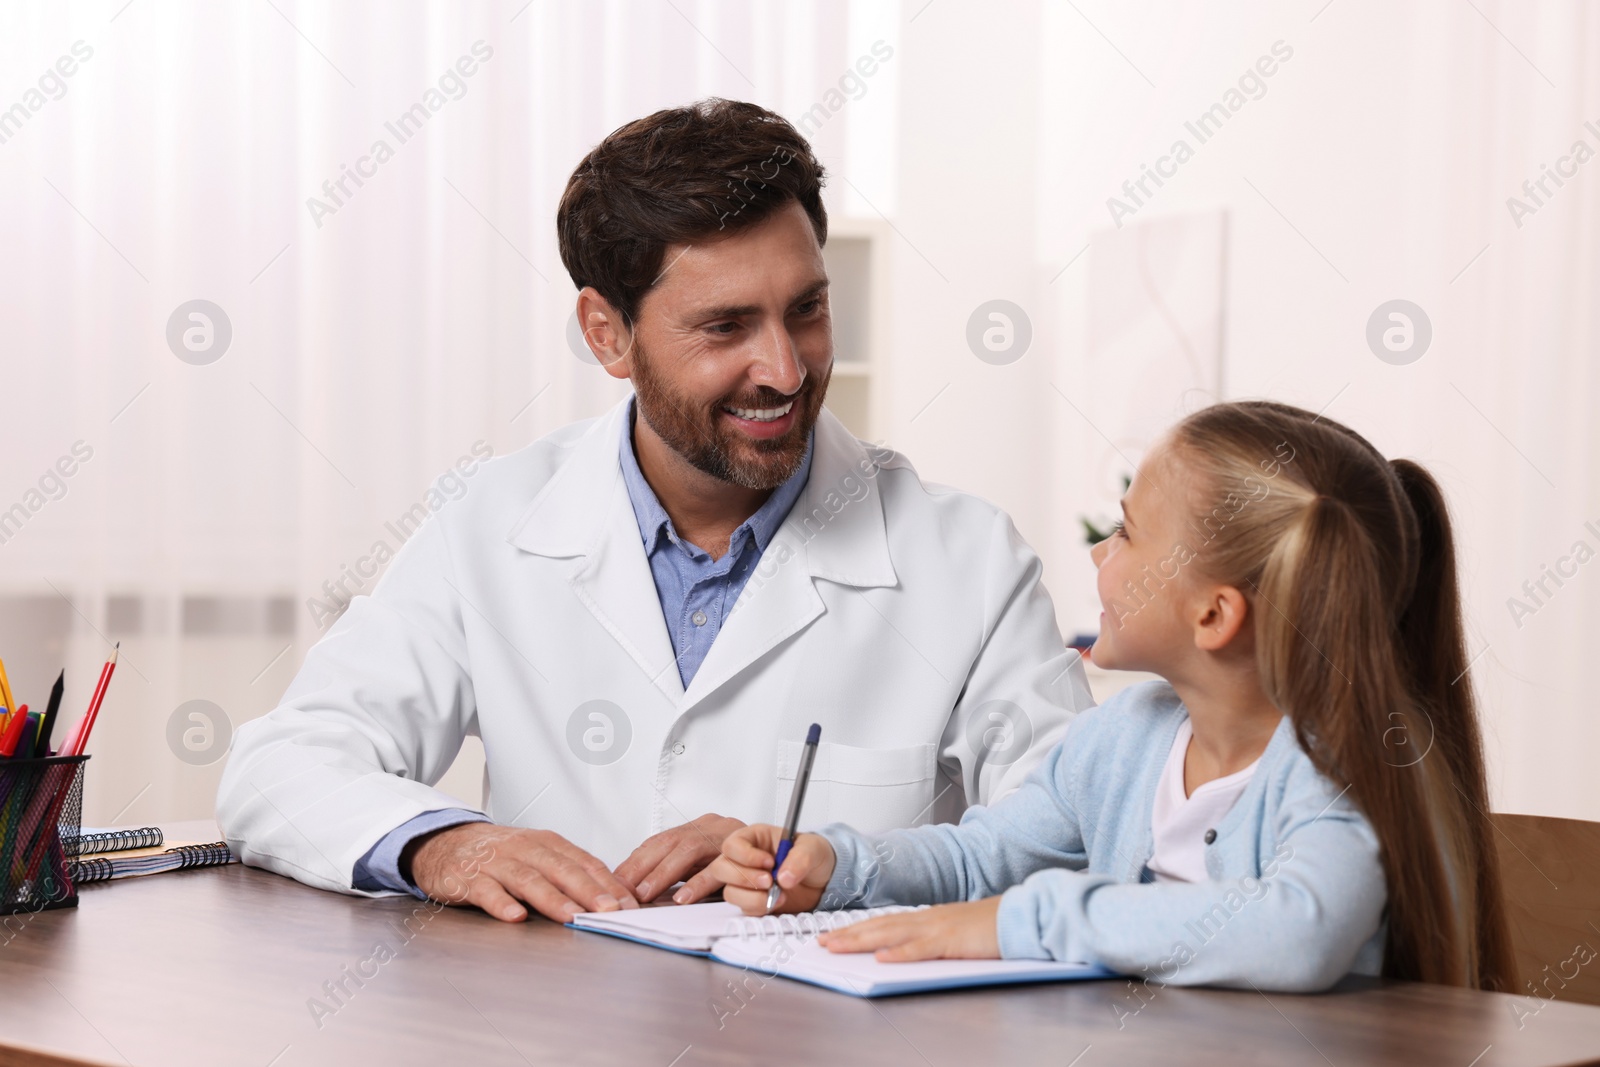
[1170,400,1511,990]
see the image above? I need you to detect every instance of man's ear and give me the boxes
[1193,584,1250,652]
[575,288,635,379]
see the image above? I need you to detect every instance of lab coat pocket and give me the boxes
[775,740,937,835]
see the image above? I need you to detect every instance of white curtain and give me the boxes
[0,0,898,823]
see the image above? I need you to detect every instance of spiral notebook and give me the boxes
[69,841,237,884]
[568,902,1112,998]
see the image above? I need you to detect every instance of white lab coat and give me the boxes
[216,397,1092,895]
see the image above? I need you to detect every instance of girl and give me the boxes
[708,400,1512,992]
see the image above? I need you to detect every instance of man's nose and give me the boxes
[748,322,806,395]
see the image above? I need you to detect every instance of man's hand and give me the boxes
[818,897,1002,961]
[613,813,746,904]
[703,825,837,915]
[403,822,640,923]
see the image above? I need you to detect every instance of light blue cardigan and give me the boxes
[818,681,1387,992]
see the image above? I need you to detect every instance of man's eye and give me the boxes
[707,322,739,336]
[1110,520,1127,539]
[795,299,821,315]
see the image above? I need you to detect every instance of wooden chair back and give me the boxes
[1492,813,1600,1007]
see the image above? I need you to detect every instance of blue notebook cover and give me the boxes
[567,922,713,958]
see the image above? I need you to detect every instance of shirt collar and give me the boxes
[618,395,814,558]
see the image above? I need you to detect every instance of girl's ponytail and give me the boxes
[1389,458,1514,990]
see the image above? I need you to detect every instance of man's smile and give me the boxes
[719,398,800,440]
[721,399,793,422]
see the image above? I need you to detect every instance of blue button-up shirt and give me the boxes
[618,397,814,689]
[352,397,814,895]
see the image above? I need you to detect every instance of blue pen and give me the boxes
[767,723,821,912]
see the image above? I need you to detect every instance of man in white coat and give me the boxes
[216,99,1092,924]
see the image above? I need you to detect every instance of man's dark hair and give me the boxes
[557,98,828,329]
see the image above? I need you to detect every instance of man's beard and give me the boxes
[630,339,830,491]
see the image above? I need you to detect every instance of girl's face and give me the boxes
[1088,445,1200,674]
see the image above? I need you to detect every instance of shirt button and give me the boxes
[691,611,708,626]
[1203,829,1217,845]
[672,742,686,756]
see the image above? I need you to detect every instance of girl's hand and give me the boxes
[697,824,836,914]
[818,897,1002,961]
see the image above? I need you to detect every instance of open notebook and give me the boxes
[568,902,1112,998]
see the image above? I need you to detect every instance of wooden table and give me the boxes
[3,841,1599,1067]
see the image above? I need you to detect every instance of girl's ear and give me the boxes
[1193,585,1251,652]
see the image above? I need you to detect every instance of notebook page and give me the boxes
[711,935,1111,998]
[569,902,744,952]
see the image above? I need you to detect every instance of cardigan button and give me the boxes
[1203,828,1217,845]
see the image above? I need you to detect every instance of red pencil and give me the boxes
[68,643,118,757]
[0,703,30,757]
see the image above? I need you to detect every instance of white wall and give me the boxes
[887,0,1600,820]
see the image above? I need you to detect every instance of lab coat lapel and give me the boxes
[678,532,825,714]
[506,398,685,704]
[679,408,898,714]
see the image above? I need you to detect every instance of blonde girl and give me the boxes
[708,400,1511,992]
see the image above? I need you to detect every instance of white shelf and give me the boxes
[821,217,892,441]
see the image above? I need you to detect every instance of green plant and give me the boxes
[1080,474,1132,545]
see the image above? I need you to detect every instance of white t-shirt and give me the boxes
[1147,718,1260,883]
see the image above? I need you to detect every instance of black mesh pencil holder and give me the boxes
[0,754,88,914]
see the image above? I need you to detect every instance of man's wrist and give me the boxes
[352,809,489,896]
[400,819,479,885]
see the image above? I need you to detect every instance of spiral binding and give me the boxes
[727,905,926,941]
[69,826,163,854]
[170,842,232,868]
[67,856,116,884]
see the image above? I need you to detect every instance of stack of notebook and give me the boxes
[69,825,237,884]
[569,901,1112,998]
